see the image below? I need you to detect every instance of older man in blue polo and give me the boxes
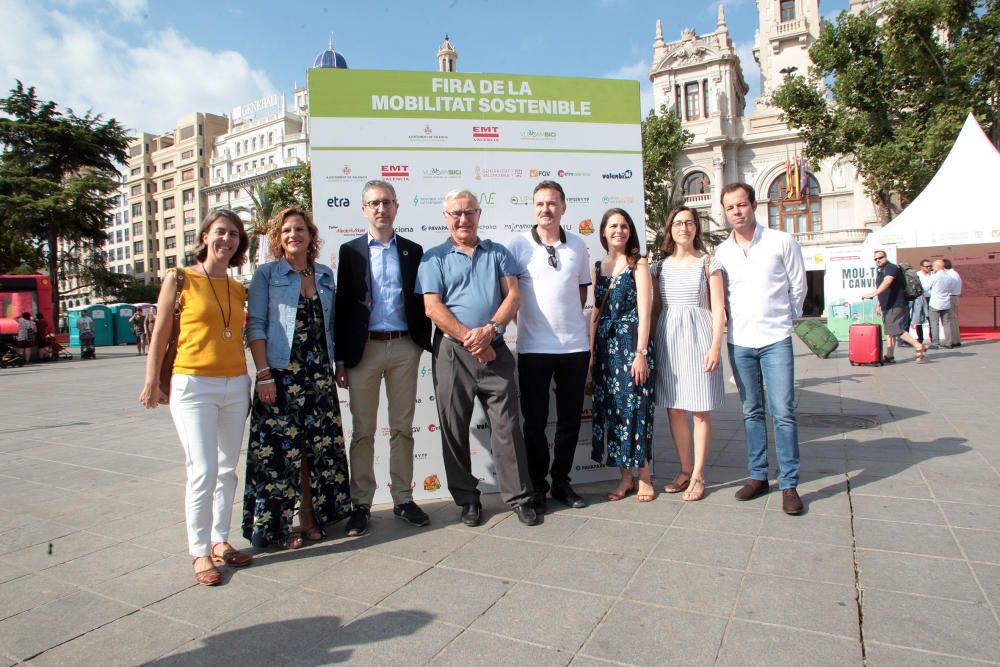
[415,189,538,528]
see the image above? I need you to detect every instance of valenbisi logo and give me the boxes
[602,169,633,180]
[602,195,634,205]
[520,129,557,140]
[422,167,462,179]
[381,164,409,179]
[472,125,500,141]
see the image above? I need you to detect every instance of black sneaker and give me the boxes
[393,501,430,527]
[345,506,370,537]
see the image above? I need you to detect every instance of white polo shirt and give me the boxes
[508,229,591,354]
[715,224,806,349]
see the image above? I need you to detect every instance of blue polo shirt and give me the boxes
[415,238,517,329]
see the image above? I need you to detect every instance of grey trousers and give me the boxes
[929,307,955,346]
[431,334,533,507]
[949,295,961,344]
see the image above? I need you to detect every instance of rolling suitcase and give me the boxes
[849,301,882,366]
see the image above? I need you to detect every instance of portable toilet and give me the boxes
[108,303,137,345]
[67,305,114,347]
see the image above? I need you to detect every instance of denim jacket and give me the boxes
[247,258,336,369]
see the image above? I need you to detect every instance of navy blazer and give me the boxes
[334,233,432,368]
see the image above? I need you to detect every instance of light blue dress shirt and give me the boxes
[368,233,407,332]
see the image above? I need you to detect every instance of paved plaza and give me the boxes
[0,338,998,666]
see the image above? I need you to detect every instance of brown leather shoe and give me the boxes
[734,478,770,501]
[781,488,803,515]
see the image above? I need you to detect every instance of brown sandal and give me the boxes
[664,471,692,494]
[283,533,304,550]
[607,482,635,501]
[682,478,706,502]
[637,479,657,503]
[193,556,221,586]
[211,542,253,567]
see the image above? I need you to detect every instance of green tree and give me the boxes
[235,182,275,265]
[265,161,312,212]
[0,81,129,317]
[772,0,999,221]
[641,105,692,254]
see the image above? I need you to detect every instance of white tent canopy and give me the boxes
[870,114,1000,249]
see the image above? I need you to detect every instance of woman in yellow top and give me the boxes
[140,209,252,587]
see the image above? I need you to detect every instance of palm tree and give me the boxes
[236,182,275,268]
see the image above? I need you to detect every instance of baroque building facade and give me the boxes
[649,0,879,260]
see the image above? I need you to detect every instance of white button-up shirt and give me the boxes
[715,224,807,349]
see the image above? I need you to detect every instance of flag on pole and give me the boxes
[799,155,809,197]
[792,149,801,199]
[785,148,792,198]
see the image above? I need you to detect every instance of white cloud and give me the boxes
[108,0,149,22]
[0,1,275,135]
[604,59,655,117]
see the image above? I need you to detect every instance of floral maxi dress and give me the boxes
[591,262,655,468]
[242,294,351,547]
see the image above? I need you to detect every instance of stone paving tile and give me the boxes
[862,589,1000,662]
[0,571,78,621]
[671,501,764,535]
[306,551,430,605]
[848,473,934,499]
[864,641,999,666]
[581,599,727,666]
[42,542,168,587]
[970,562,1000,607]
[625,559,743,617]
[749,536,856,586]
[735,573,859,638]
[146,568,285,631]
[238,543,355,587]
[850,495,947,525]
[939,501,1000,532]
[0,510,33,535]
[208,588,370,663]
[925,478,1000,506]
[88,508,186,542]
[717,619,862,666]
[853,518,963,558]
[560,517,664,558]
[430,629,573,666]
[149,635,291,666]
[91,554,196,607]
[857,549,985,602]
[953,527,1000,565]
[590,494,684,525]
[0,589,134,661]
[652,526,755,570]
[26,610,201,667]
[380,567,514,626]
[758,509,853,546]
[525,546,642,598]
[125,520,191,555]
[472,582,613,652]
[439,534,554,581]
[317,607,462,665]
[487,510,588,545]
[0,519,74,556]
[0,529,116,572]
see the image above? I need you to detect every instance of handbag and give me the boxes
[158,268,186,403]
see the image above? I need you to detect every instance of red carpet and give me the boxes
[960,327,1000,341]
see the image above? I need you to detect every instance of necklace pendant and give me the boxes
[223,327,233,341]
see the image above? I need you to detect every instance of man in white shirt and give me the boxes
[927,259,958,348]
[715,183,807,515]
[508,181,592,511]
[943,258,962,347]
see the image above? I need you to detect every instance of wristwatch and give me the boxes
[636,347,649,356]
[489,320,505,336]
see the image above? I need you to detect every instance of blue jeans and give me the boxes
[728,337,800,489]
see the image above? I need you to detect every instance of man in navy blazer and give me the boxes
[334,179,433,536]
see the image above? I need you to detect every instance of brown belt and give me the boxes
[368,330,408,341]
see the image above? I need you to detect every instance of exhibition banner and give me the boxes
[823,244,896,340]
[309,69,644,504]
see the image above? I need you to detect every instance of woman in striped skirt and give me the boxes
[651,207,726,501]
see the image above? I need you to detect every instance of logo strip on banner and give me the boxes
[314,147,640,154]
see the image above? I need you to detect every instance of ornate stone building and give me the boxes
[649,0,878,254]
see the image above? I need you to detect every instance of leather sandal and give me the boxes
[210,542,253,567]
[637,479,657,503]
[296,525,324,542]
[607,482,635,501]
[682,478,706,502]
[193,556,221,586]
[664,471,692,494]
[283,533,304,550]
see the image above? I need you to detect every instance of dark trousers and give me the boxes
[518,351,591,494]
[431,334,533,507]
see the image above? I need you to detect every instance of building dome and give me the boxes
[313,37,349,69]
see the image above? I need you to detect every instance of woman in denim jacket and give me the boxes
[242,207,351,549]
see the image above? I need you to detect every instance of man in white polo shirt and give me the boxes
[715,182,807,515]
[508,181,591,512]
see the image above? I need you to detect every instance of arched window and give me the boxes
[682,171,711,196]
[767,172,821,234]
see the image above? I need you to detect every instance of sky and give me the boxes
[1,0,851,135]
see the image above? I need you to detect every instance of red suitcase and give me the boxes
[849,302,883,366]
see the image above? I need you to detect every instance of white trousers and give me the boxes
[169,374,250,557]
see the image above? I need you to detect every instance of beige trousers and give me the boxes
[347,335,423,506]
